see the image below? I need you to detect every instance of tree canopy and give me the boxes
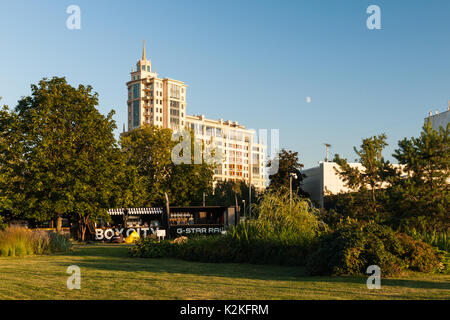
[119,125,215,207]
[268,149,308,197]
[4,77,122,239]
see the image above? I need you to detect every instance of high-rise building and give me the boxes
[126,41,266,191]
[126,40,188,131]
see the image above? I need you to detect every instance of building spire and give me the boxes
[142,40,146,61]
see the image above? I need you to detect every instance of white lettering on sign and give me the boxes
[104,229,114,240]
[176,227,224,235]
[126,228,135,237]
[94,228,158,240]
[95,229,104,240]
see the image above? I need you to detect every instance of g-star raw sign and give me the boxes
[176,226,224,235]
[95,227,158,240]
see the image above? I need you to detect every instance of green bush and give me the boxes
[306,221,442,276]
[396,233,442,273]
[0,226,71,257]
[130,236,177,258]
[0,216,7,231]
[437,250,450,274]
[48,232,72,253]
[401,227,449,252]
[176,235,235,263]
[253,190,325,246]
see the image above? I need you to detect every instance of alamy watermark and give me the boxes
[66,5,81,30]
[66,265,81,290]
[170,128,279,175]
[366,5,381,30]
[366,265,381,289]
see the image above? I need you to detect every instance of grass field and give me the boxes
[0,244,448,300]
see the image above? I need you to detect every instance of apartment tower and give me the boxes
[126,42,266,191]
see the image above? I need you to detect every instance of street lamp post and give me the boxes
[289,172,297,211]
[242,200,246,219]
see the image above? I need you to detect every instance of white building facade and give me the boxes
[302,162,403,208]
[426,103,449,131]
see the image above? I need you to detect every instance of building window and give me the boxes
[133,101,140,127]
[170,84,181,99]
[133,84,140,99]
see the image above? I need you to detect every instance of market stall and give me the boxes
[92,206,237,241]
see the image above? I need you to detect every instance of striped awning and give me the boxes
[107,208,163,215]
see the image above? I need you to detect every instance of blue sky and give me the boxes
[1,0,449,168]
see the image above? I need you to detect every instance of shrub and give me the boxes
[306,221,443,276]
[165,227,315,266]
[130,236,177,258]
[306,221,405,276]
[176,235,235,263]
[401,227,449,252]
[48,232,72,253]
[0,226,35,257]
[254,190,325,246]
[437,250,450,274]
[396,233,442,273]
[0,226,71,257]
[0,216,7,231]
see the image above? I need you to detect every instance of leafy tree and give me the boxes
[389,121,449,232]
[168,128,215,206]
[12,77,120,239]
[207,180,258,215]
[120,125,215,207]
[169,163,214,206]
[333,134,395,213]
[267,149,308,197]
[0,105,24,223]
[120,125,174,206]
[113,158,148,209]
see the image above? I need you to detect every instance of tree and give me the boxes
[169,163,214,206]
[267,149,308,197]
[13,77,120,239]
[168,128,215,206]
[0,105,24,222]
[389,121,449,232]
[120,125,174,206]
[208,180,258,215]
[113,158,148,209]
[334,134,394,213]
[120,125,215,206]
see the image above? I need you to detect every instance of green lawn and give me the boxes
[0,244,448,300]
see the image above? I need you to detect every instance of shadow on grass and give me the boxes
[59,245,450,291]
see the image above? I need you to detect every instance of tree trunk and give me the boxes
[78,216,89,242]
[56,216,62,234]
[81,224,86,242]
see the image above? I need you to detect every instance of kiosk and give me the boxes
[92,206,237,241]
